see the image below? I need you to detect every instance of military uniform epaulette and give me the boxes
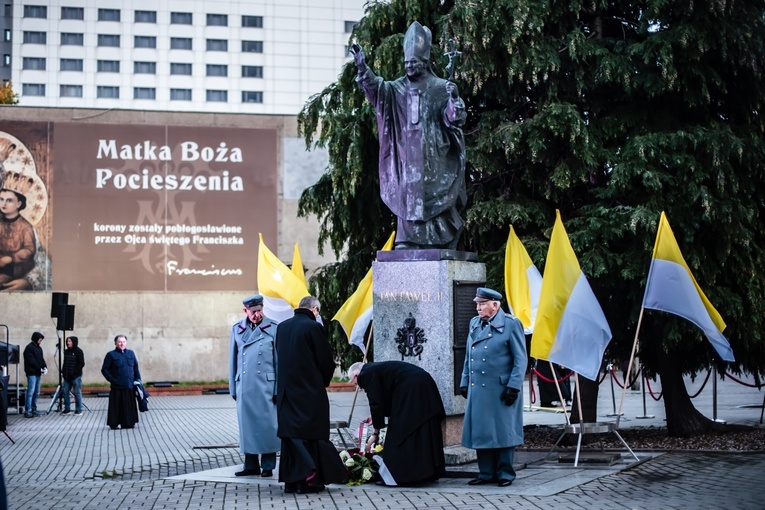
[260,323,272,332]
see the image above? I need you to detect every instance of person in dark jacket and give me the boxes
[22,331,46,418]
[349,361,446,486]
[62,336,85,415]
[101,334,141,429]
[276,296,346,494]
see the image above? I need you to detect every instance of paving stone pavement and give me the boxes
[0,376,763,510]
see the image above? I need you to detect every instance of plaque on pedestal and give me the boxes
[372,256,485,445]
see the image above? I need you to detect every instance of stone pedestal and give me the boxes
[372,253,485,446]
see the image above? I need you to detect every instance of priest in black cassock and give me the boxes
[349,361,446,486]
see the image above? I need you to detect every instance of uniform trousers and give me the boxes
[476,446,516,482]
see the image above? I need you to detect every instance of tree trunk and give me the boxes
[645,333,714,437]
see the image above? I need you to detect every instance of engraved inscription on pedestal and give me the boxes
[452,281,483,394]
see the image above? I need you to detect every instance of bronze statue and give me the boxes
[352,21,467,250]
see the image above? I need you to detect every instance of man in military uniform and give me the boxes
[460,287,527,487]
[229,294,280,477]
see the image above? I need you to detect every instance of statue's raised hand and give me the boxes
[351,43,366,72]
[446,80,459,100]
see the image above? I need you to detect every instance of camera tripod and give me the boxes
[46,383,91,414]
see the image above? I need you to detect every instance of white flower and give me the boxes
[362,468,373,481]
[339,450,350,461]
[345,458,355,467]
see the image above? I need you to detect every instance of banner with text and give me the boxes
[0,121,278,291]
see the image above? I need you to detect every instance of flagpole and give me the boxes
[550,361,570,426]
[616,307,645,428]
[574,372,584,425]
[347,322,375,429]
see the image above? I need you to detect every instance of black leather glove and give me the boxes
[459,386,468,398]
[501,387,519,406]
[232,395,236,401]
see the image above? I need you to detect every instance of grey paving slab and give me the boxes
[0,373,763,509]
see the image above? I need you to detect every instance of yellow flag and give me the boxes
[504,225,542,333]
[257,233,309,322]
[530,211,612,381]
[642,212,733,361]
[291,243,307,289]
[333,232,395,350]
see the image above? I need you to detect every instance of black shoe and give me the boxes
[468,478,497,486]
[235,468,260,477]
[498,479,513,487]
[296,482,325,494]
[24,413,34,418]
[61,409,71,415]
[74,411,82,415]
[261,469,273,478]
[109,426,118,430]
[284,482,297,494]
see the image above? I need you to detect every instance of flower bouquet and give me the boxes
[339,447,381,486]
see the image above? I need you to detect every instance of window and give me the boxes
[134,87,156,100]
[242,15,263,28]
[171,12,192,24]
[206,64,227,77]
[22,83,45,96]
[170,63,192,75]
[206,39,227,51]
[170,37,192,50]
[134,10,156,23]
[61,33,84,45]
[60,85,83,97]
[3,4,11,17]
[207,14,227,26]
[98,34,120,47]
[134,61,156,74]
[345,20,358,33]
[23,5,47,18]
[97,60,120,73]
[23,31,46,44]
[206,90,227,102]
[98,8,120,21]
[60,59,83,71]
[242,65,263,78]
[170,89,192,101]
[134,36,156,48]
[3,30,10,42]
[61,7,84,20]
[3,55,9,67]
[22,57,46,70]
[242,91,263,103]
[242,41,263,53]
[97,86,119,98]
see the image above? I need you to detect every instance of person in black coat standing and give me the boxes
[22,331,46,418]
[348,361,446,486]
[275,296,346,494]
[101,334,141,429]
[62,336,85,415]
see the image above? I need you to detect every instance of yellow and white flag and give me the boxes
[257,233,309,323]
[642,212,734,361]
[504,225,543,334]
[333,232,395,351]
[292,243,307,289]
[530,211,612,381]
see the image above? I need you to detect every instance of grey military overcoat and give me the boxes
[460,309,527,449]
[229,316,281,454]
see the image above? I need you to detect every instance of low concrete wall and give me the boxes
[1,291,243,385]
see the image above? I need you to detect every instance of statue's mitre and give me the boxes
[403,21,432,61]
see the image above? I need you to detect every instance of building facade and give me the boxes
[2,0,364,114]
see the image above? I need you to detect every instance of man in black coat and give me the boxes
[22,331,46,418]
[62,336,85,415]
[275,296,346,494]
[349,361,446,486]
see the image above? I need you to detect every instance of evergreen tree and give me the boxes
[298,0,765,436]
